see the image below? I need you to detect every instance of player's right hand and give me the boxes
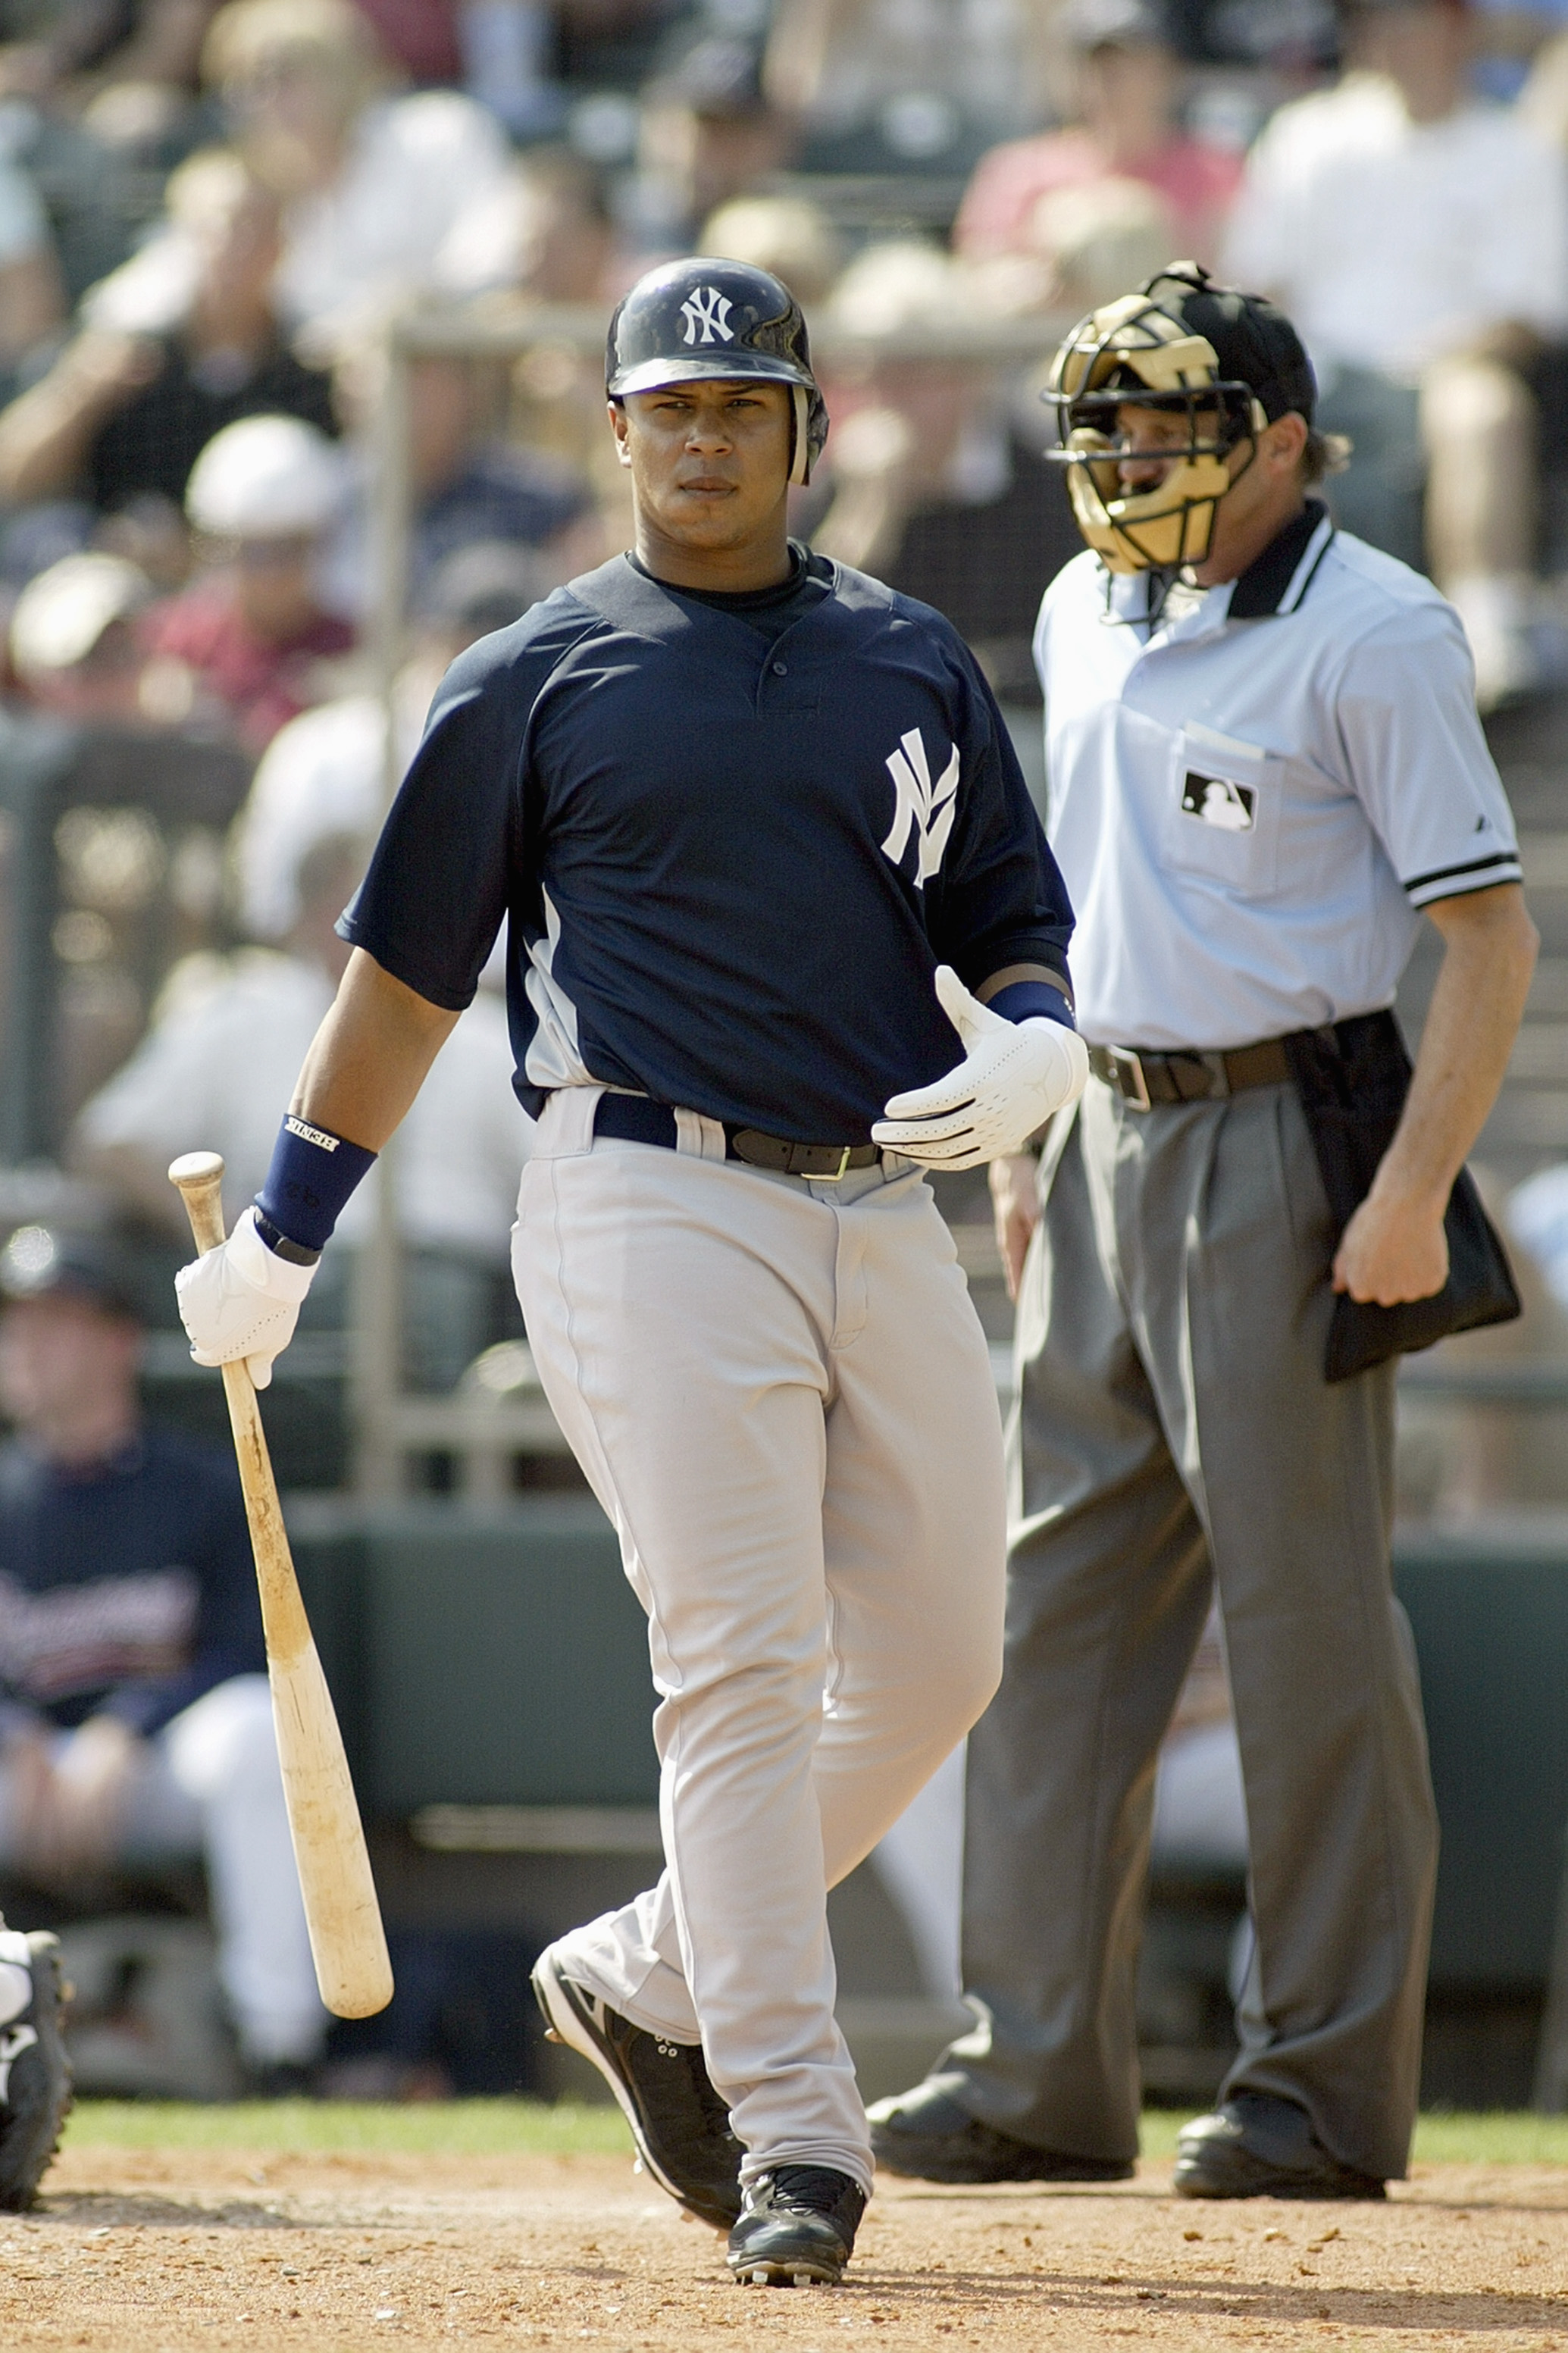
[174,1206,318,1389]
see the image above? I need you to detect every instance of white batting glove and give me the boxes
[174,1206,318,1390]
[872,965,1089,1172]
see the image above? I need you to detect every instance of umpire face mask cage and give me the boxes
[1044,283,1269,574]
[606,257,830,487]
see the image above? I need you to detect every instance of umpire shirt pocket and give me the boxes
[1160,724,1282,895]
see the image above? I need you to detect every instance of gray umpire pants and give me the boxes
[939,1075,1438,2184]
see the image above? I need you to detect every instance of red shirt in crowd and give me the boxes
[140,581,356,754]
[349,0,465,83]
[955,128,1244,271]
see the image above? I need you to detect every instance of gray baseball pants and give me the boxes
[939,1075,1438,2184]
[515,1087,1007,2195]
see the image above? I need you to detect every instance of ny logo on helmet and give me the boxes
[881,728,959,888]
[680,286,735,346]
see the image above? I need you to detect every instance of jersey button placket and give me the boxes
[771,660,787,675]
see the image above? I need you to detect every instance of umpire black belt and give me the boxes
[1089,1037,1292,1109]
[593,1092,881,1179]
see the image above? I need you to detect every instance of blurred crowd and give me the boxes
[0,0,1562,722]
[0,0,1557,1344]
[0,0,1566,724]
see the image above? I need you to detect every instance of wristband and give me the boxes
[252,1209,321,1266]
[255,1114,377,1255]
[988,979,1075,1029]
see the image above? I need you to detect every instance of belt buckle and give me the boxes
[807,1144,854,1181]
[1108,1047,1151,1112]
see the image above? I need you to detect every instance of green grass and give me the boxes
[61,2099,633,2157]
[58,2101,1568,2167]
[1410,2111,1568,2165]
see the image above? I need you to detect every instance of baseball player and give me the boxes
[173,257,1086,2286]
[870,264,1538,2200]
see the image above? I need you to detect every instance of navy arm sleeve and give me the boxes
[925,639,1075,992]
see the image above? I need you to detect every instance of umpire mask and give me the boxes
[606,257,830,487]
[1044,264,1289,574]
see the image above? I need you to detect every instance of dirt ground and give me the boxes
[6,2142,1568,2352]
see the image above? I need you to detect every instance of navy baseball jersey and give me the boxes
[343,546,1075,1142]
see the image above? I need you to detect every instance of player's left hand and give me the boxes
[1332,1188,1450,1304]
[872,966,1089,1172]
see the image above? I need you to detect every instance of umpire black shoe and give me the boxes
[530,1941,743,2229]
[0,1920,73,2211]
[1174,2092,1386,2200]
[869,2077,1135,2185]
[727,2165,867,2286]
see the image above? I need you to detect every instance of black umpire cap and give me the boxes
[605,256,830,486]
[1141,261,1317,424]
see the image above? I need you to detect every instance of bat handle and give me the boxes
[169,1150,228,1255]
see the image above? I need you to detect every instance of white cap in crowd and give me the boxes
[10,552,152,678]
[185,415,345,540]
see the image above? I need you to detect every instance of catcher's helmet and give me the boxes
[606,257,829,487]
[1044,261,1314,574]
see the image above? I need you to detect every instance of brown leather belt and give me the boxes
[1088,1037,1292,1109]
[593,1092,881,1178]
[728,1128,881,1178]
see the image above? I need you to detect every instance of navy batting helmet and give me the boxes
[606,257,829,487]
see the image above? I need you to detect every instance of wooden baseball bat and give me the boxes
[169,1150,393,2021]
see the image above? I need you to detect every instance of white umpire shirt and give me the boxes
[1034,501,1523,1052]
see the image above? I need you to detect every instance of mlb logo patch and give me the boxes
[1182,771,1256,832]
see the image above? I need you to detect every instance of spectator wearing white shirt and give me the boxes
[1223,0,1568,706]
[71,831,534,1392]
[199,0,519,355]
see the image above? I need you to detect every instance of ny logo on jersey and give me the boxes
[680,286,735,346]
[881,728,960,888]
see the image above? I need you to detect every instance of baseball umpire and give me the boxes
[173,257,1087,2285]
[871,264,1538,2200]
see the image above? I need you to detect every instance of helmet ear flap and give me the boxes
[789,384,811,487]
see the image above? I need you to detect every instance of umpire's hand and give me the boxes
[989,1153,1041,1300]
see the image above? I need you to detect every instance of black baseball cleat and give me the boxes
[727,2164,867,2286]
[0,1920,73,2211]
[530,1941,743,2229]
[869,2077,1135,2184]
[1174,2092,1387,2200]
